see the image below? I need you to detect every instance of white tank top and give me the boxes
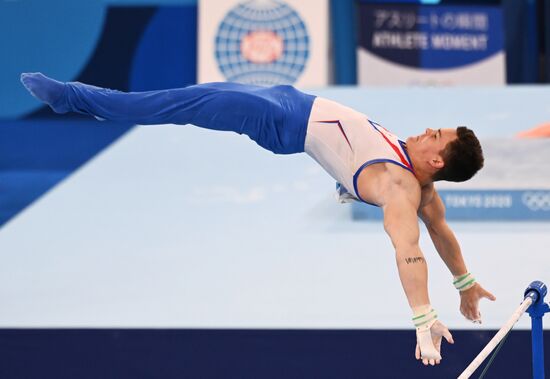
[304,97,414,203]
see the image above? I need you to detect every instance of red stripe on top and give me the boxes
[377,131,412,170]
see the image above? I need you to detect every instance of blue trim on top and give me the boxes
[368,119,381,130]
[353,159,416,206]
[368,119,415,172]
[398,140,415,173]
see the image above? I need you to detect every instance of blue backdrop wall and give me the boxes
[1,0,198,119]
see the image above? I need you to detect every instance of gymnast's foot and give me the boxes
[20,72,69,113]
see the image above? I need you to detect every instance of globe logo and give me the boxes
[215,0,310,86]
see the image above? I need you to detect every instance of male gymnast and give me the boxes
[20,72,496,366]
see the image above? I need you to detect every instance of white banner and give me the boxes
[358,48,505,86]
[199,0,329,87]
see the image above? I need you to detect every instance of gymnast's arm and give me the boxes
[382,179,454,365]
[418,186,467,277]
[382,183,430,308]
[419,186,496,321]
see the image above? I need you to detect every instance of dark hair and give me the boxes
[432,126,484,182]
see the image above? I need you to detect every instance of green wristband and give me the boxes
[453,272,476,291]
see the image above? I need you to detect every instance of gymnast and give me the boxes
[21,72,496,366]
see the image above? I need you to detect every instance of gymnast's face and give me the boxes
[406,128,458,170]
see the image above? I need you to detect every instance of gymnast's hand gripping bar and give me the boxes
[458,281,548,379]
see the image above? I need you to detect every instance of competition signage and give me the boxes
[199,0,329,86]
[352,190,550,221]
[357,2,506,85]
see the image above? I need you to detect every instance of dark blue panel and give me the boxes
[0,329,545,379]
[75,7,158,90]
[502,0,539,83]
[359,1,501,4]
[330,0,357,84]
[130,6,197,91]
[0,120,133,227]
[545,0,550,83]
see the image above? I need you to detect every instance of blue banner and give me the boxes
[352,190,550,221]
[359,4,504,68]
[357,3,505,84]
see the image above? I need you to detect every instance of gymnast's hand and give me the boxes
[415,320,454,366]
[459,283,496,323]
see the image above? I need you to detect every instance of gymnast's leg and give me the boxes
[20,72,279,127]
[20,73,315,154]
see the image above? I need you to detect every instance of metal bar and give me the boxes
[457,297,533,379]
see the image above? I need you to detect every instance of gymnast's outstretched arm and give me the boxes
[419,187,496,322]
[382,179,454,366]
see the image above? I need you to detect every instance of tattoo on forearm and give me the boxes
[405,257,425,264]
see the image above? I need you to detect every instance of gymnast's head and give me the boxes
[406,126,484,183]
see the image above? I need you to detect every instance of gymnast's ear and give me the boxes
[429,156,444,170]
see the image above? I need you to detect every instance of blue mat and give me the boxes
[0,119,133,227]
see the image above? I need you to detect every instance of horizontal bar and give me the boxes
[457,296,533,379]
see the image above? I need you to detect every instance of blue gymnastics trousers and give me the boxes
[61,81,316,154]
